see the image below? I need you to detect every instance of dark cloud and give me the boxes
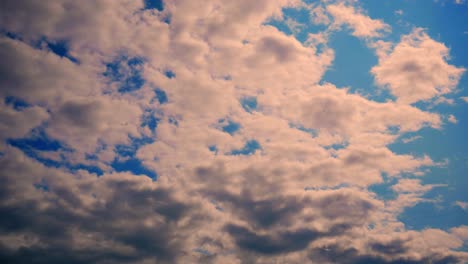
[55,100,103,129]
[225,224,320,255]
[257,36,298,63]
[224,222,358,256]
[369,239,408,256]
[207,190,305,228]
[0,244,141,264]
[314,192,375,221]
[0,152,197,264]
[308,244,461,264]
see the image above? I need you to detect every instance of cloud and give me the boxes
[402,136,422,143]
[326,3,391,38]
[0,102,48,145]
[371,29,465,104]
[0,148,200,263]
[395,9,404,16]
[309,5,331,25]
[455,201,468,210]
[451,226,468,240]
[0,0,467,263]
[448,114,458,124]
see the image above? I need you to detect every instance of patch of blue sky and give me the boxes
[229,140,261,156]
[8,130,104,175]
[387,125,401,135]
[164,70,176,79]
[208,145,218,154]
[395,162,468,231]
[112,135,157,180]
[364,0,468,46]
[114,135,154,157]
[144,0,164,11]
[104,56,146,93]
[120,74,145,93]
[221,119,241,135]
[3,32,80,64]
[388,113,468,231]
[2,30,21,40]
[368,175,399,201]
[154,88,168,104]
[104,59,124,80]
[398,199,468,231]
[111,157,157,180]
[8,129,65,152]
[323,142,348,151]
[44,39,79,64]
[70,163,104,175]
[240,96,257,113]
[320,31,394,102]
[289,123,317,137]
[4,96,30,110]
[161,14,171,25]
[141,110,160,132]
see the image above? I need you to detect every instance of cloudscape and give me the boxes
[0,0,467,263]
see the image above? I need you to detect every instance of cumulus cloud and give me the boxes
[0,0,466,263]
[371,29,465,104]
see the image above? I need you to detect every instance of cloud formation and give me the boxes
[0,0,466,263]
[371,29,465,104]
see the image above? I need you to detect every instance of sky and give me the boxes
[0,0,467,263]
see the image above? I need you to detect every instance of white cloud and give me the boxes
[448,114,458,124]
[371,29,465,104]
[455,201,468,210]
[451,225,468,240]
[309,5,331,25]
[402,135,422,143]
[326,3,391,37]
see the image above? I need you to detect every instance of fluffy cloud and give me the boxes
[371,29,465,104]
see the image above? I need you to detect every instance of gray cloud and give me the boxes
[0,150,198,263]
[308,243,461,264]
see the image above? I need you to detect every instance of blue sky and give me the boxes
[0,0,467,263]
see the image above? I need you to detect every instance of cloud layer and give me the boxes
[0,0,466,263]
